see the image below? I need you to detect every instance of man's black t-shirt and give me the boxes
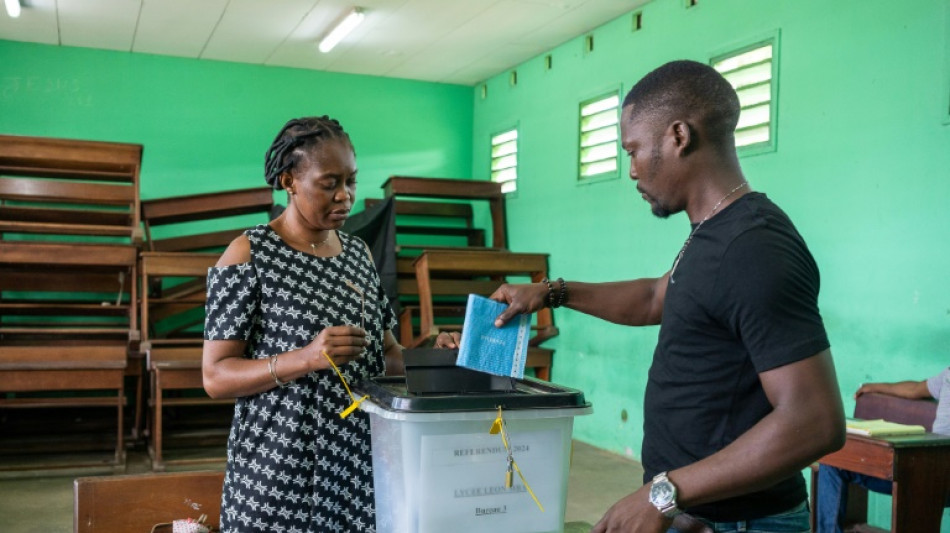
[642,192,830,522]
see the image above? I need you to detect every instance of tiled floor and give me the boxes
[0,440,643,532]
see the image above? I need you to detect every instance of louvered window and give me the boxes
[579,92,620,179]
[490,129,518,194]
[713,41,776,151]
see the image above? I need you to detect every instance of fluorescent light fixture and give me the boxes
[319,7,365,53]
[4,0,21,18]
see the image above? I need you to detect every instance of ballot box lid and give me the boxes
[354,375,591,414]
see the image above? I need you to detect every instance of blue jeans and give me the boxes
[669,501,810,533]
[815,464,894,533]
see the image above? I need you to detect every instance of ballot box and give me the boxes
[356,376,592,533]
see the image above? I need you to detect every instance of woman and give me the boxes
[203,116,402,532]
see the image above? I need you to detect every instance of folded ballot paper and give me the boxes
[845,418,926,437]
[456,294,530,378]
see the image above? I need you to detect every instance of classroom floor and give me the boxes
[0,439,643,533]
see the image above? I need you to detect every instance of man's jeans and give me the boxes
[815,463,894,533]
[669,501,810,533]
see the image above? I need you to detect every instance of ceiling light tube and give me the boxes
[4,0,21,18]
[319,8,365,53]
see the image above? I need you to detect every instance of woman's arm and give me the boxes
[201,235,368,399]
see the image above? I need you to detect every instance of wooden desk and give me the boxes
[816,432,950,532]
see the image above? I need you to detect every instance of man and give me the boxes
[445,60,846,532]
[815,368,950,533]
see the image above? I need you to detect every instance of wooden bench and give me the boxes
[141,186,274,252]
[0,134,143,471]
[74,470,224,532]
[810,392,943,532]
[364,197,485,251]
[137,188,273,470]
[382,176,507,250]
[140,252,232,471]
[374,177,559,380]
[403,249,557,380]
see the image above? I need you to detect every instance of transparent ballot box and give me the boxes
[356,376,592,533]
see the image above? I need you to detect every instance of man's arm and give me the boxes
[855,380,930,400]
[491,273,670,327]
[593,349,845,532]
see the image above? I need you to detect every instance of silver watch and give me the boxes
[648,471,682,518]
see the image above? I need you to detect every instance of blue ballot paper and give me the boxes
[456,294,530,378]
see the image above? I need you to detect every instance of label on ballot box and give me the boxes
[418,430,561,532]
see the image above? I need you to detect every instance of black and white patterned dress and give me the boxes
[205,224,395,533]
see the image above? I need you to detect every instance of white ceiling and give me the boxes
[0,0,649,86]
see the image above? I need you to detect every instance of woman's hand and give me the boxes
[308,325,369,370]
[434,331,461,349]
[490,282,549,326]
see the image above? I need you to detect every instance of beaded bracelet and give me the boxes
[268,355,288,387]
[556,277,568,308]
[541,277,556,308]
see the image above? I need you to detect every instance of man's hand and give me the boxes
[489,282,549,326]
[590,484,672,533]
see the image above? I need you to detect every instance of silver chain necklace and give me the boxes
[669,182,748,284]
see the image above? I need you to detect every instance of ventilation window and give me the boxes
[632,12,643,31]
[578,92,620,180]
[491,129,518,194]
[712,40,776,152]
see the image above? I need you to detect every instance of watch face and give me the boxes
[649,480,675,506]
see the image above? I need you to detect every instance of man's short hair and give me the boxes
[623,60,740,148]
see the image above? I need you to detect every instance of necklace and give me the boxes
[669,182,748,284]
[309,231,333,255]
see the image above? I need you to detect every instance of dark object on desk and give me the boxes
[402,348,515,394]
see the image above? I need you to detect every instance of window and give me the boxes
[712,39,777,152]
[578,92,620,180]
[490,128,518,194]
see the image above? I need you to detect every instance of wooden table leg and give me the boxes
[891,447,950,532]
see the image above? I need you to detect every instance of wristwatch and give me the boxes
[648,471,682,518]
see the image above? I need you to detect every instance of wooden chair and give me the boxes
[74,470,224,532]
[403,249,558,380]
[0,134,142,472]
[809,392,942,532]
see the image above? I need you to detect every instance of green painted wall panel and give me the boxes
[474,0,949,527]
[0,40,473,204]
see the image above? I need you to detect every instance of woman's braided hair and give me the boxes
[263,116,353,190]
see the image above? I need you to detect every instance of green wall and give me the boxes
[473,0,950,527]
[0,40,473,206]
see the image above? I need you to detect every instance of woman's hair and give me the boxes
[263,116,354,190]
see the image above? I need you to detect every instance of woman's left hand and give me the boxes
[434,331,461,349]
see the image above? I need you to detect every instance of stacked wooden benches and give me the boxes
[374,176,556,379]
[139,186,274,470]
[0,134,143,472]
